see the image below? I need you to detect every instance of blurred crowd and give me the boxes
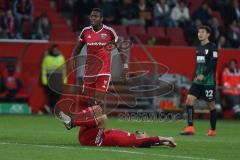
[57,0,240,48]
[0,0,51,40]
[220,59,240,118]
[0,0,240,47]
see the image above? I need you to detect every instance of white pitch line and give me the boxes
[0,142,216,160]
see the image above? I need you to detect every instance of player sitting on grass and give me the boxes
[57,105,176,148]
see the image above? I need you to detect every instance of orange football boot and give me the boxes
[180,126,195,135]
[207,130,217,136]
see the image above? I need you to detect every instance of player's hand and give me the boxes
[121,64,129,81]
[196,74,204,81]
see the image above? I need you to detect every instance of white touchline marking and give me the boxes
[0,142,217,160]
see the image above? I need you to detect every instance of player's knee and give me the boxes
[92,105,103,117]
[186,96,195,105]
[208,102,216,110]
[97,114,107,120]
[98,114,107,122]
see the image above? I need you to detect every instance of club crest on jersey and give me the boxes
[197,56,205,63]
[204,49,209,55]
[101,33,107,39]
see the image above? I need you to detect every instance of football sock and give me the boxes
[210,109,217,130]
[187,105,194,126]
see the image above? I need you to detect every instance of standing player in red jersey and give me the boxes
[65,8,132,148]
[71,8,128,103]
[58,105,176,148]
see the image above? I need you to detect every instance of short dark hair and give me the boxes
[229,59,238,65]
[198,25,212,34]
[92,8,103,17]
[51,44,58,49]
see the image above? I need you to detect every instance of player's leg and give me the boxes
[180,83,200,135]
[205,86,217,135]
[78,116,107,146]
[205,85,217,136]
[207,101,217,136]
[82,77,97,101]
[101,129,176,148]
[58,105,104,130]
[94,75,111,105]
[79,127,105,146]
[135,131,176,147]
[186,94,197,126]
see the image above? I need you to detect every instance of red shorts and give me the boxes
[78,127,104,146]
[83,75,111,98]
[101,129,136,147]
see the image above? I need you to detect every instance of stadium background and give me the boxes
[0,0,240,160]
[1,0,240,116]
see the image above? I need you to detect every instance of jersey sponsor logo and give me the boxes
[101,33,107,39]
[213,51,218,58]
[104,80,107,85]
[101,80,108,89]
[87,42,107,46]
[204,49,209,55]
[197,56,205,63]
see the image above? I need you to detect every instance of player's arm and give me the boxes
[70,31,86,70]
[71,29,86,57]
[71,41,85,57]
[115,41,129,68]
[115,41,129,80]
[109,28,129,79]
[203,46,218,79]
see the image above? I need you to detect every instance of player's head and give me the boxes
[197,25,211,42]
[90,8,103,27]
[229,59,238,70]
[50,44,60,56]
[6,63,15,73]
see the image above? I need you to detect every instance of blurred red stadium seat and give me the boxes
[0,0,4,7]
[128,26,147,44]
[50,31,76,42]
[137,35,151,44]
[110,25,128,39]
[56,0,65,12]
[147,26,166,37]
[189,0,204,16]
[166,28,188,46]
[212,11,225,27]
[128,25,146,36]
[22,21,32,38]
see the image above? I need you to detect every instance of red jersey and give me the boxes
[79,25,118,77]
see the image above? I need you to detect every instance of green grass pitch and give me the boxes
[0,115,240,160]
